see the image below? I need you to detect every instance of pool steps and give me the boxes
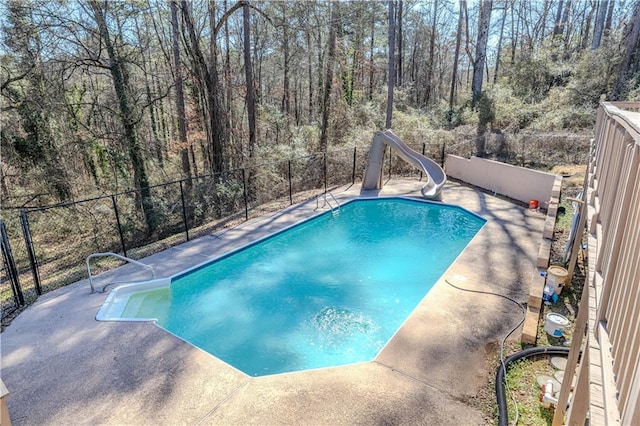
[95,277,170,321]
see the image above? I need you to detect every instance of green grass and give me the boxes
[505,358,556,425]
[555,198,575,232]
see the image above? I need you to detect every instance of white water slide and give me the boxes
[362,130,446,200]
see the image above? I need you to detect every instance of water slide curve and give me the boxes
[362,130,446,199]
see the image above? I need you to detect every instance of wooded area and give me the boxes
[1,0,639,224]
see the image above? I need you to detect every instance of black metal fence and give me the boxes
[1,220,25,320]
[444,131,592,169]
[0,132,590,321]
[0,145,445,319]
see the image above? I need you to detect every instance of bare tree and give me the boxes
[223,0,234,155]
[1,1,73,201]
[243,1,257,158]
[494,0,508,84]
[449,0,465,126]
[556,0,573,40]
[88,0,156,232]
[368,11,376,101]
[424,0,439,106]
[396,0,403,87]
[553,0,565,35]
[280,3,291,118]
[169,1,191,182]
[605,0,616,32]
[580,1,596,49]
[386,0,396,129]
[180,0,229,173]
[611,0,640,99]
[592,0,608,49]
[471,0,493,107]
[319,3,338,152]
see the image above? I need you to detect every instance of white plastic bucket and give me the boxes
[545,313,569,337]
[547,266,569,294]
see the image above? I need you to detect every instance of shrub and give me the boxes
[567,48,621,107]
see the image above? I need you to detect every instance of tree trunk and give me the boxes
[510,1,518,64]
[558,1,572,38]
[561,1,573,51]
[346,16,360,107]
[180,1,226,174]
[538,0,551,43]
[409,35,418,84]
[471,0,492,108]
[592,0,608,49]
[153,62,170,162]
[553,0,565,35]
[386,0,396,129]
[611,0,640,99]
[306,27,314,121]
[605,0,615,32]
[425,0,438,106]
[581,2,595,50]
[89,0,156,232]
[368,11,376,101]
[281,5,291,118]
[224,0,234,164]
[180,1,212,169]
[319,3,338,152]
[494,2,507,84]
[449,0,464,114]
[133,15,165,168]
[294,77,300,126]
[396,0,403,87]
[316,17,324,113]
[243,2,256,159]
[208,1,225,172]
[170,1,192,182]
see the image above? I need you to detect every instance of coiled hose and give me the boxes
[495,346,570,426]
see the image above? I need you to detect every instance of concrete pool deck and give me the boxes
[1,180,546,425]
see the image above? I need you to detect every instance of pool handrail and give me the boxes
[316,192,341,216]
[86,252,156,293]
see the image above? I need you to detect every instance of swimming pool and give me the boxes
[98,197,485,376]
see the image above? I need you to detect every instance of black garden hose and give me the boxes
[496,346,570,426]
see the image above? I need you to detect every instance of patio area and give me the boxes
[1,179,546,425]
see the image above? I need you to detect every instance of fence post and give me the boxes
[19,210,42,295]
[241,168,249,220]
[179,181,190,242]
[352,147,357,184]
[420,143,426,180]
[0,220,24,306]
[323,153,327,193]
[388,146,392,181]
[441,142,446,167]
[111,195,127,258]
[288,160,293,205]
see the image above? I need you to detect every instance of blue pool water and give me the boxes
[122,198,485,376]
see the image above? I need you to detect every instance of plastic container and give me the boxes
[529,199,539,209]
[545,313,570,337]
[547,266,569,294]
[543,286,559,305]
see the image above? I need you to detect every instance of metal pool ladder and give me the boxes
[316,192,341,217]
[86,252,156,293]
